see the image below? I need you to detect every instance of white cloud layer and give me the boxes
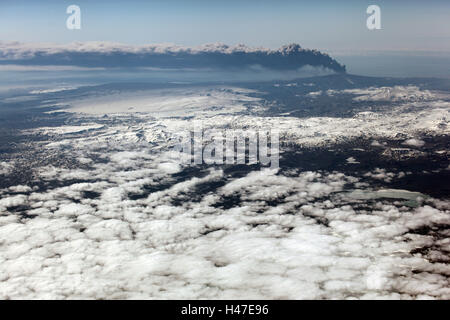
[1,165,449,299]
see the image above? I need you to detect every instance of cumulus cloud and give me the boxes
[0,162,13,175]
[403,138,426,148]
[371,140,384,147]
[0,41,346,73]
[1,157,449,299]
[364,168,397,183]
[346,157,360,164]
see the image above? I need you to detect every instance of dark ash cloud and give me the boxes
[0,42,346,73]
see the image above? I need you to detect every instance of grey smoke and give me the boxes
[0,42,346,73]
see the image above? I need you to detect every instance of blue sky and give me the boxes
[1,0,449,55]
